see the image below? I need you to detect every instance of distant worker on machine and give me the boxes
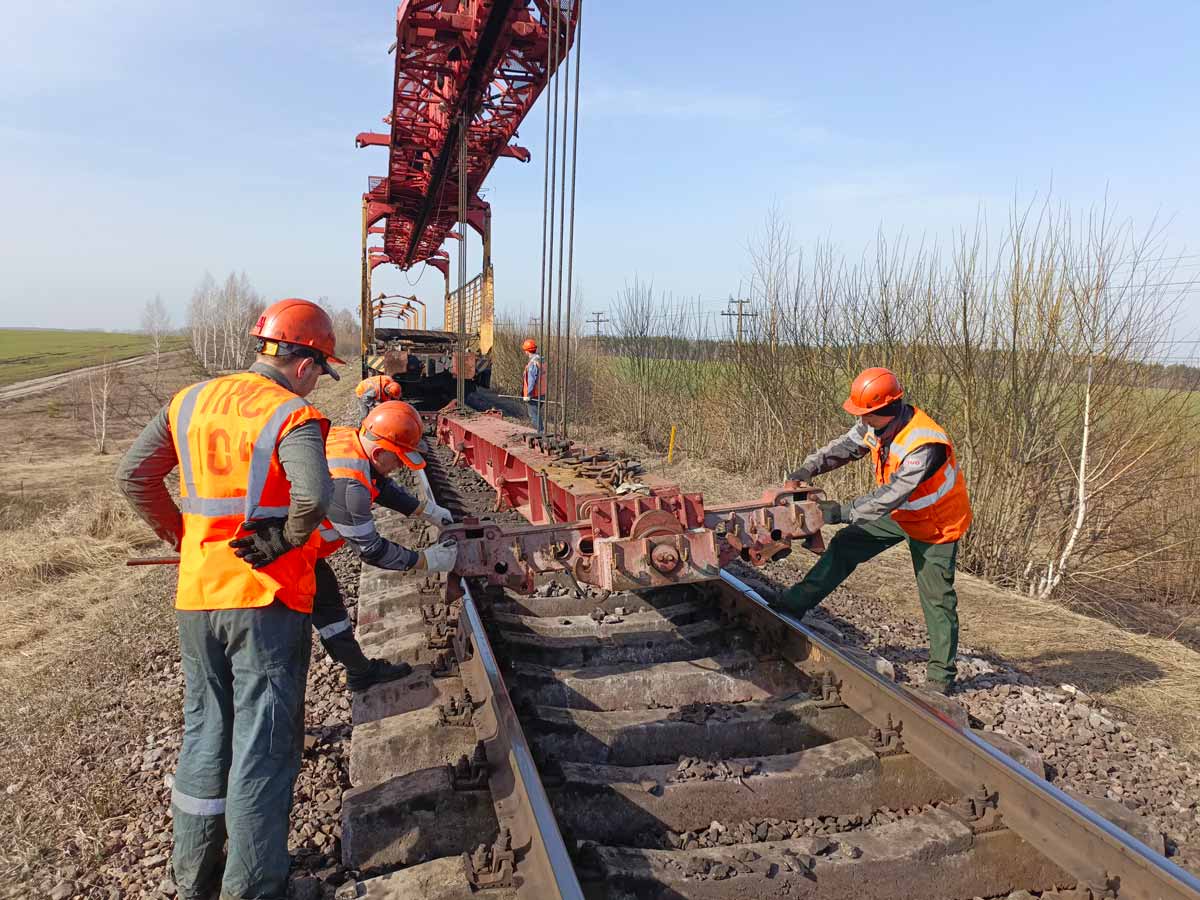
[117,298,342,900]
[315,401,458,686]
[355,373,402,423]
[773,367,972,695]
[522,338,546,432]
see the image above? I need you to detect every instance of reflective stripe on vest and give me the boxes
[169,372,328,613]
[317,427,382,558]
[898,463,958,511]
[869,406,972,544]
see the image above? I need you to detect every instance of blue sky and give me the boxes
[2,1,1198,354]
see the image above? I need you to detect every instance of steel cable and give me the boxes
[543,5,562,392]
[560,0,584,438]
[552,2,573,439]
[536,2,559,360]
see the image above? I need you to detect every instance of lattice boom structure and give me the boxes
[357,0,576,272]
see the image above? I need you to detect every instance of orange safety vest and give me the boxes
[864,406,972,544]
[523,353,546,398]
[168,372,330,613]
[314,426,381,558]
[355,375,391,401]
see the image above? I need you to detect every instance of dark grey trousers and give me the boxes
[172,601,311,900]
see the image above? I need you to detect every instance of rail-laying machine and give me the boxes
[433,407,827,597]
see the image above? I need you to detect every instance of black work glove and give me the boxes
[786,466,814,484]
[817,500,848,526]
[229,517,295,569]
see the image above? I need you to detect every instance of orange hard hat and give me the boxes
[843,367,904,415]
[522,338,537,352]
[360,401,425,469]
[250,298,346,379]
[382,378,402,400]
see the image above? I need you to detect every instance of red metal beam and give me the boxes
[436,409,828,595]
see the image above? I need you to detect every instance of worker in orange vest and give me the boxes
[117,298,343,900]
[312,401,457,691]
[355,373,401,423]
[521,338,546,432]
[775,367,972,695]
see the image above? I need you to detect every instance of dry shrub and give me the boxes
[537,199,1200,610]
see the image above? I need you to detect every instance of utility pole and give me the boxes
[721,297,758,344]
[587,310,609,337]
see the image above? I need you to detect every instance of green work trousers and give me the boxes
[172,600,311,900]
[775,516,960,687]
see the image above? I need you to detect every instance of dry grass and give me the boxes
[0,353,204,882]
[859,549,1200,755]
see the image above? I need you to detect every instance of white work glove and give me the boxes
[417,499,454,527]
[417,540,458,573]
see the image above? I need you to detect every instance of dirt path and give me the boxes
[0,351,187,403]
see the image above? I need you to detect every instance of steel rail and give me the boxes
[717,568,1200,900]
[456,578,585,900]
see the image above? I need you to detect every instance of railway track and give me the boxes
[334,433,1200,900]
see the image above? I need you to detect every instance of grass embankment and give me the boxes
[0,351,205,885]
[0,329,188,387]
[0,355,360,888]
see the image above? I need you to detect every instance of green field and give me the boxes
[0,329,189,387]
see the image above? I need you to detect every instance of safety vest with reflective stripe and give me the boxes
[523,353,546,398]
[315,426,381,558]
[864,406,972,544]
[168,372,330,612]
[355,376,391,402]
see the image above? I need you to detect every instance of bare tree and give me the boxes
[140,294,171,384]
[87,359,117,454]
[187,272,263,372]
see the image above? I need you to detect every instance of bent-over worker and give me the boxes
[522,338,546,432]
[773,367,972,695]
[354,373,401,423]
[117,298,342,900]
[311,401,457,687]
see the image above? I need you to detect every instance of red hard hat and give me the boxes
[522,338,537,352]
[360,401,425,470]
[843,367,904,415]
[250,298,346,379]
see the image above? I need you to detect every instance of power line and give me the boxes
[720,297,758,343]
[587,310,609,336]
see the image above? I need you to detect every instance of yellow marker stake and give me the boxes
[667,424,677,464]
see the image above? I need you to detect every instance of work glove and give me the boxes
[817,500,849,526]
[417,499,454,527]
[229,517,295,569]
[417,540,458,573]
[786,466,815,484]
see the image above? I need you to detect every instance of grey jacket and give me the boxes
[798,404,946,525]
[116,363,333,549]
[328,473,421,570]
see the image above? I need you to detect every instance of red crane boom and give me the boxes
[357,0,576,270]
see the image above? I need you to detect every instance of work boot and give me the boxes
[922,678,954,696]
[347,658,413,692]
